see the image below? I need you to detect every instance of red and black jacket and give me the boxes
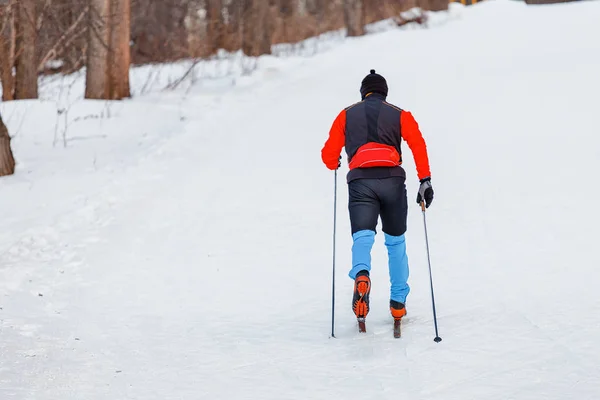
[321,93,431,182]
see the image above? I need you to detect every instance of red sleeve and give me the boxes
[401,111,431,180]
[321,110,346,170]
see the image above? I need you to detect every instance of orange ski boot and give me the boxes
[352,271,371,332]
[391,300,406,338]
[390,300,407,319]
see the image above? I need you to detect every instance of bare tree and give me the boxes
[5,0,428,100]
[305,0,323,16]
[131,0,187,64]
[0,2,16,101]
[242,0,272,57]
[14,0,38,99]
[85,0,130,99]
[419,0,448,11]
[279,0,296,17]
[275,0,314,44]
[186,0,210,57]
[85,0,110,99]
[0,36,13,101]
[35,0,89,75]
[38,4,89,74]
[207,0,223,53]
[0,112,16,177]
[107,0,130,99]
[343,0,365,37]
[220,0,243,51]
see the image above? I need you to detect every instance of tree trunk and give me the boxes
[0,35,14,101]
[280,0,296,17]
[242,0,272,57]
[207,0,223,53]
[420,0,448,11]
[0,113,16,177]
[185,0,210,58]
[107,0,131,99]
[221,0,243,52]
[306,0,326,28]
[0,5,16,101]
[85,0,110,99]
[305,0,322,17]
[343,0,365,37]
[14,0,37,99]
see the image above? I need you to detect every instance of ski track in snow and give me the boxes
[2,1,600,398]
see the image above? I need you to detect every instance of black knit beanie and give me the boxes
[360,69,388,100]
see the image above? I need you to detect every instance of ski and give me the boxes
[357,318,366,333]
[393,318,402,338]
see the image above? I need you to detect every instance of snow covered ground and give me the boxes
[2,0,600,398]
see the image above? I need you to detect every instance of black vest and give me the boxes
[344,93,403,164]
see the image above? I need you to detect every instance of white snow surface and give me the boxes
[2,1,600,398]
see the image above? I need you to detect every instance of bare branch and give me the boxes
[36,0,52,31]
[38,6,89,73]
[165,58,201,90]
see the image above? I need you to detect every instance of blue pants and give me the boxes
[347,177,410,303]
[349,230,410,304]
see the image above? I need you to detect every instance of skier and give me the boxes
[321,69,434,328]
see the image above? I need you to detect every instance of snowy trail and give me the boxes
[3,1,600,398]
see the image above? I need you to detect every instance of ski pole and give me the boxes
[421,201,442,343]
[331,169,338,338]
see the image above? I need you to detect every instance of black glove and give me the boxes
[416,177,434,208]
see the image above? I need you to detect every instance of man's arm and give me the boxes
[321,110,347,170]
[401,110,431,180]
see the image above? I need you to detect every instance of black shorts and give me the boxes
[348,177,408,237]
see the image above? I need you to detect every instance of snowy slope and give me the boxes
[2,1,600,398]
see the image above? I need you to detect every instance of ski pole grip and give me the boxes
[420,201,426,212]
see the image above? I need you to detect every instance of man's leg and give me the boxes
[348,179,379,319]
[379,177,410,315]
[349,230,375,279]
[348,179,380,279]
[384,233,410,304]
